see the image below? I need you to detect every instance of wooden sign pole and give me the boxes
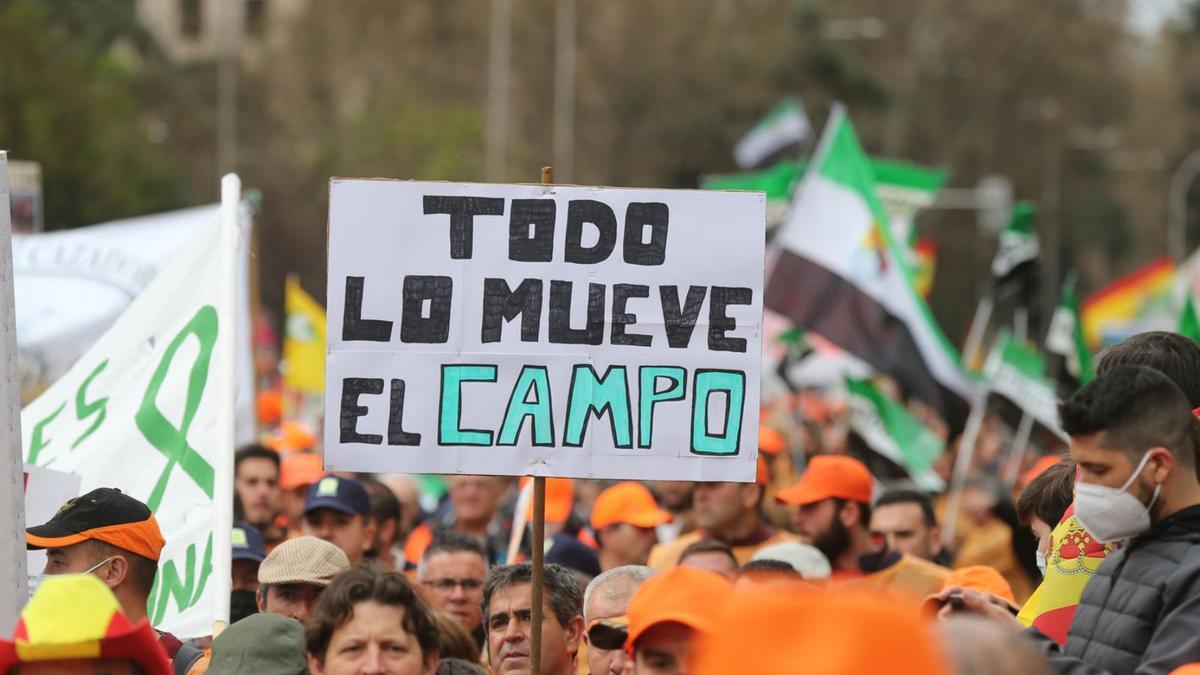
[529,165,554,675]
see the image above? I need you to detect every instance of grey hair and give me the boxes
[417,530,488,580]
[481,563,582,629]
[582,565,656,621]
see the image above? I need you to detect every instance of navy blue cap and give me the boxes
[545,532,601,578]
[231,522,266,563]
[304,474,370,517]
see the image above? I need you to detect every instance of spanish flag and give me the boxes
[283,274,326,394]
[1017,506,1113,645]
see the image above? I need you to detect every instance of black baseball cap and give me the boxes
[26,487,165,561]
[304,475,370,517]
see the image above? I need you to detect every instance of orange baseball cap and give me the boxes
[693,586,948,675]
[775,455,873,506]
[26,488,165,562]
[1019,454,1063,489]
[1171,666,1200,675]
[625,567,732,652]
[257,389,283,426]
[921,565,1016,617]
[759,426,786,456]
[0,574,170,675]
[280,453,325,491]
[591,482,672,531]
[266,421,318,454]
[521,477,575,524]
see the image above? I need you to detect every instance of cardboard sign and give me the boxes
[23,464,82,597]
[325,180,765,481]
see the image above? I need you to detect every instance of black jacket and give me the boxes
[1027,504,1200,674]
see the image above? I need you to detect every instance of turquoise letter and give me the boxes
[690,370,745,455]
[637,366,685,449]
[498,367,555,446]
[565,365,632,448]
[439,365,498,445]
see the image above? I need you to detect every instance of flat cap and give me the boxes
[258,536,350,587]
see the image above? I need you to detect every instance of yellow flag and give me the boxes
[284,275,326,394]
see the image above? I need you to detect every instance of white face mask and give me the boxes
[1036,550,1048,576]
[1074,451,1161,544]
[28,556,113,599]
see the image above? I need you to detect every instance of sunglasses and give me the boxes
[588,620,629,651]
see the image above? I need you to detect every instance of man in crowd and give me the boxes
[230,522,267,623]
[25,487,203,672]
[648,475,795,569]
[483,562,586,675]
[234,444,284,545]
[583,565,656,675]
[278,452,324,536]
[361,475,403,570]
[677,540,740,580]
[405,475,509,567]
[871,489,951,566]
[944,365,1200,673]
[257,535,350,622]
[591,482,672,571]
[780,455,949,598]
[302,474,376,564]
[652,481,695,544]
[625,566,732,675]
[418,531,489,649]
[380,473,424,540]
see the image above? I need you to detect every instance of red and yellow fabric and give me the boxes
[1081,257,1175,348]
[0,574,170,675]
[1017,506,1113,645]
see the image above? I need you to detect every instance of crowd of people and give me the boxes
[11,330,1200,673]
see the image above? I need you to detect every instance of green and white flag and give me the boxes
[870,158,947,247]
[21,190,243,637]
[845,377,945,490]
[1046,274,1094,386]
[734,97,811,169]
[764,104,977,431]
[991,202,1039,286]
[984,332,1065,439]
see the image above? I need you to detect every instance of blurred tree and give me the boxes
[0,0,188,228]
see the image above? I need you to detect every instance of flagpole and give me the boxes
[941,390,988,547]
[0,153,28,632]
[1002,412,1035,487]
[962,296,994,368]
[528,165,554,675]
[212,174,241,636]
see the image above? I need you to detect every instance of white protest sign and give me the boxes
[21,209,240,638]
[325,180,765,482]
[22,464,82,596]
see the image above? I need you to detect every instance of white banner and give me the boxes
[326,180,765,482]
[21,211,237,638]
[14,205,257,444]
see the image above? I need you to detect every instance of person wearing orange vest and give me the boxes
[778,455,949,599]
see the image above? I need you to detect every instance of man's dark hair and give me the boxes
[234,444,280,475]
[306,565,438,663]
[420,531,488,573]
[873,489,937,528]
[1017,460,1075,527]
[1096,332,1200,407]
[1059,365,1198,468]
[741,558,801,576]
[89,540,158,599]
[678,539,738,569]
[481,563,582,630]
[361,477,401,525]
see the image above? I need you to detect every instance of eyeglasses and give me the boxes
[424,578,484,593]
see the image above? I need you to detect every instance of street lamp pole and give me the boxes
[1168,147,1200,262]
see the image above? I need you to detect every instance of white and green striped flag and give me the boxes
[734,97,811,169]
[845,377,945,490]
[984,332,1065,440]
